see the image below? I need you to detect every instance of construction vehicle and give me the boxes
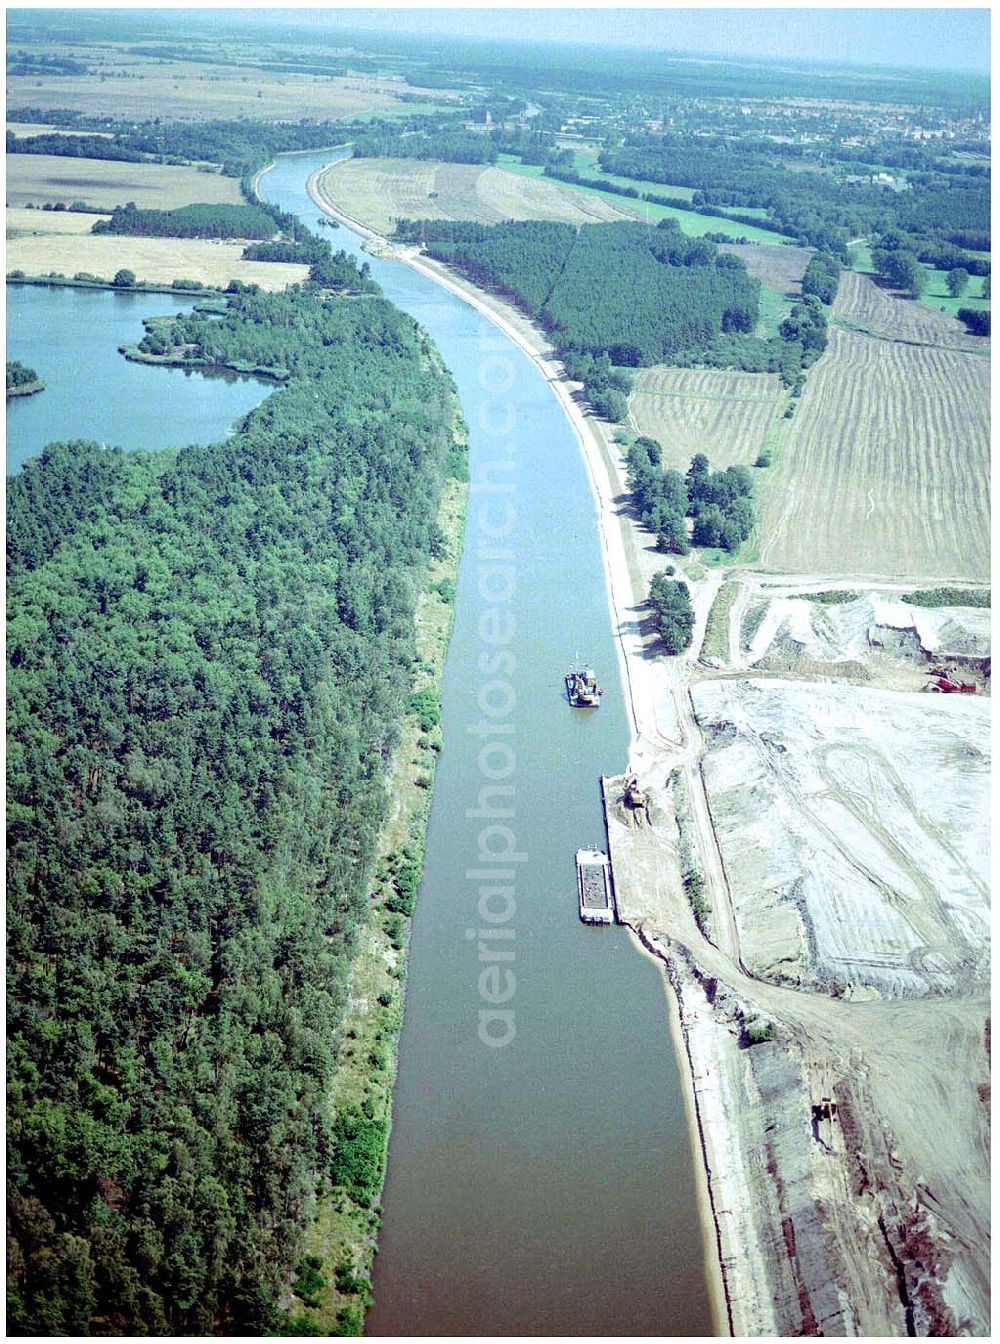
[925,676,977,694]
[622,774,651,825]
[565,663,602,707]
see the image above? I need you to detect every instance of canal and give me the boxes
[260,154,714,1337]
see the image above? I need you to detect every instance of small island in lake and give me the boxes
[6,359,44,398]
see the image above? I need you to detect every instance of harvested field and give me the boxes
[834,269,987,351]
[719,242,812,295]
[6,62,437,123]
[318,157,634,234]
[629,366,786,472]
[7,206,108,237]
[760,325,989,580]
[7,122,113,139]
[497,156,790,243]
[6,154,244,209]
[6,229,306,292]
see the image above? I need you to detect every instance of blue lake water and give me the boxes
[6,285,269,474]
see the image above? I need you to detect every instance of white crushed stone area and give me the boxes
[693,678,989,997]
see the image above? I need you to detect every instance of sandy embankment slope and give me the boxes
[309,172,991,1337]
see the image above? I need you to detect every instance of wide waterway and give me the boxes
[261,154,714,1336]
[6,285,268,474]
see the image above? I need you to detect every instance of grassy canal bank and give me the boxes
[295,432,468,1335]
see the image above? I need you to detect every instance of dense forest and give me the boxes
[6,113,353,178]
[7,264,463,1335]
[598,134,990,260]
[7,50,90,76]
[5,110,456,179]
[395,217,759,365]
[6,130,148,162]
[92,202,278,240]
[395,214,836,393]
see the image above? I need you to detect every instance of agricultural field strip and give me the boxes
[5,231,308,291]
[7,122,114,138]
[760,325,989,581]
[628,367,786,476]
[5,154,245,209]
[6,60,435,122]
[631,388,776,405]
[497,154,793,243]
[719,242,812,294]
[834,269,987,351]
[319,156,634,233]
[832,320,992,356]
[7,207,110,236]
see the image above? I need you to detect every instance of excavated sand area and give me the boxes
[741,591,991,685]
[692,679,990,997]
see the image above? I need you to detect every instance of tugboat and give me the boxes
[565,663,602,707]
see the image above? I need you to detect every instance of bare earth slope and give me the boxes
[692,679,989,997]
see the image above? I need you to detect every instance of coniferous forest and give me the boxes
[92,202,278,240]
[395,218,760,365]
[7,266,463,1335]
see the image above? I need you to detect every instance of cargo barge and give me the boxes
[576,848,615,924]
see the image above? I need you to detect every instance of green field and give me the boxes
[566,149,698,201]
[917,269,990,318]
[848,241,875,273]
[849,242,990,319]
[757,283,795,338]
[497,155,792,244]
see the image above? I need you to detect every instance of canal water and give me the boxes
[261,155,714,1336]
[6,286,268,474]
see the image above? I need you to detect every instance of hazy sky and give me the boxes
[305,6,990,74]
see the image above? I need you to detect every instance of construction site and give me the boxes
[597,570,990,1335]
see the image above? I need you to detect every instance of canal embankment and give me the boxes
[309,166,731,1335]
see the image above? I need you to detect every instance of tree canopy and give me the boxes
[395,218,760,367]
[648,573,695,654]
[7,271,463,1335]
[93,202,278,241]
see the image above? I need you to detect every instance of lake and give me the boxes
[6,284,268,474]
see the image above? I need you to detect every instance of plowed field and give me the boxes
[760,324,989,580]
[629,366,786,472]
